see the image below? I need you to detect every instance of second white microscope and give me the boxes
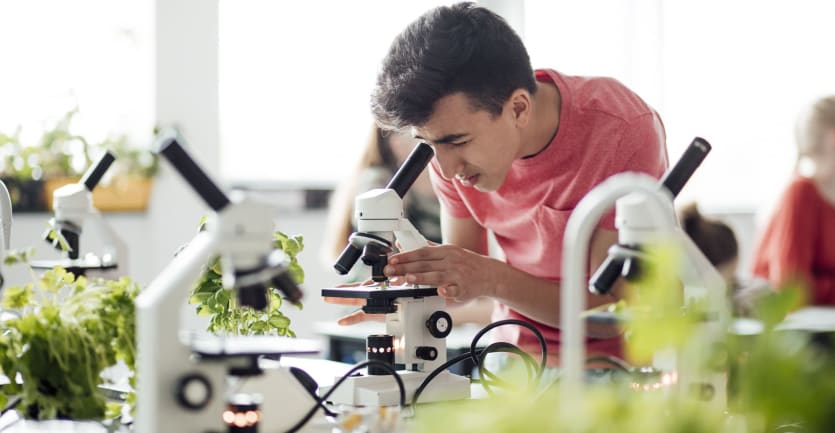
[322,142,470,406]
[31,151,127,278]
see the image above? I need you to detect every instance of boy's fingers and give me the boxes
[337,310,385,325]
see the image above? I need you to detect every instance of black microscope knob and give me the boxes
[175,373,213,411]
[426,311,452,339]
[416,346,438,361]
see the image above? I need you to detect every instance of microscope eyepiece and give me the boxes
[156,132,231,212]
[81,151,116,192]
[660,137,711,198]
[334,243,362,275]
[590,255,626,296]
[237,284,269,311]
[272,270,303,305]
[386,142,434,198]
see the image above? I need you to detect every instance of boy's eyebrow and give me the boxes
[413,132,469,144]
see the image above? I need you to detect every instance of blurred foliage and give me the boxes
[190,217,305,337]
[413,242,835,433]
[0,108,157,181]
[0,259,139,421]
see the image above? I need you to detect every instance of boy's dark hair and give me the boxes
[372,2,536,130]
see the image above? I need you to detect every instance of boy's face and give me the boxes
[414,92,523,192]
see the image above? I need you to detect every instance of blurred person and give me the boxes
[680,203,771,316]
[752,96,835,305]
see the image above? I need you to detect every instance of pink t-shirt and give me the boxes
[430,69,668,363]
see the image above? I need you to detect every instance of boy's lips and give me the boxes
[457,174,479,186]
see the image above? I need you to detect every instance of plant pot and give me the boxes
[1,177,46,212]
[43,176,153,212]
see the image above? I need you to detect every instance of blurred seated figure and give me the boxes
[753,96,835,305]
[751,95,835,305]
[680,203,772,316]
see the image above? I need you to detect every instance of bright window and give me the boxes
[525,0,835,211]
[0,1,154,167]
[218,1,452,187]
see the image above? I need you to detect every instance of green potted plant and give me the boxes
[0,250,139,421]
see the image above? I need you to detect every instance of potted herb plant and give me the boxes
[0,250,139,421]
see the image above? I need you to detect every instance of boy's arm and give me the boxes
[391,209,621,338]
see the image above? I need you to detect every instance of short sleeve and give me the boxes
[428,159,472,218]
[599,111,669,229]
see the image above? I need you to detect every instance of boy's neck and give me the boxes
[521,80,562,159]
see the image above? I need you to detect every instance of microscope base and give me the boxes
[320,370,470,406]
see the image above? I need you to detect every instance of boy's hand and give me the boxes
[385,244,499,303]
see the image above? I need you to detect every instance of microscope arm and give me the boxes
[136,230,228,432]
[89,209,129,273]
[0,180,11,288]
[560,173,672,395]
[394,218,429,252]
[0,180,11,251]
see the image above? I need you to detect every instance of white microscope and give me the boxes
[0,179,12,289]
[321,142,470,406]
[559,138,729,410]
[30,151,127,278]
[135,133,326,433]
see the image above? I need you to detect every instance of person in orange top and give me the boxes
[752,96,835,304]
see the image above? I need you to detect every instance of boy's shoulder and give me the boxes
[556,71,656,122]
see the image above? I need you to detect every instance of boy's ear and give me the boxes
[509,89,532,128]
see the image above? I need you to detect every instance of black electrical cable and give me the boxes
[476,342,541,396]
[411,319,548,406]
[469,319,548,377]
[285,360,406,433]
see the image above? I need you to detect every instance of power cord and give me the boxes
[285,359,405,433]
[412,319,548,405]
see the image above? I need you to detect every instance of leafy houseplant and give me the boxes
[0,108,159,212]
[0,250,139,421]
[190,222,305,337]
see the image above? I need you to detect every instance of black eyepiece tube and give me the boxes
[273,270,304,305]
[334,243,362,275]
[660,137,711,198]
[589,255,625,296]
[385,142,434,198]
[81,151,116,192]
[157,134,230,211]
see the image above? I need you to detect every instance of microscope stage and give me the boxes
[322,286,438,300]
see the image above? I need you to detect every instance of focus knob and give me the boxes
[426,311,452,339]
[175,373,213,411]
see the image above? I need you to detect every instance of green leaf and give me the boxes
[188,221,304,337]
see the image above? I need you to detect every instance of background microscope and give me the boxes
[30,151,127,278]
[559,137,728,410]
[322,142,470,406]
[135,133,325,433]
